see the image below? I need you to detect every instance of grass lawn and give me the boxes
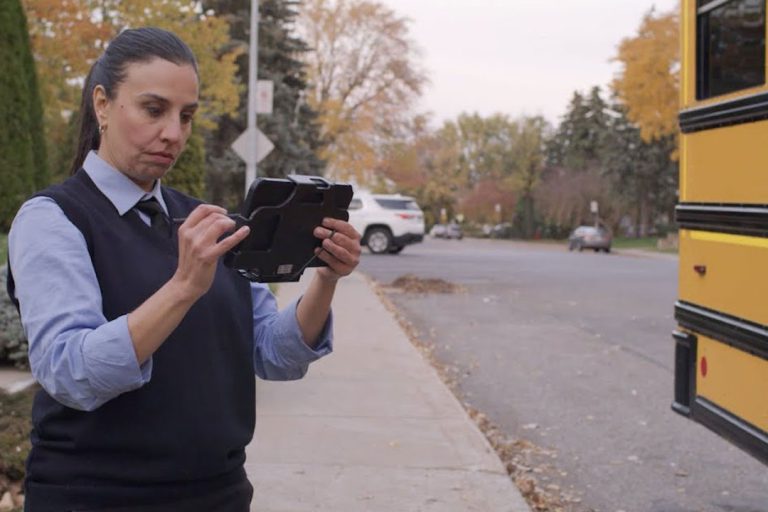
[611,237,659,249]
[612,236,678,254]
[0,232,6,264]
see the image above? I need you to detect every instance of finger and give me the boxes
[321,236,358,267]
[200,214,238,247]
[181,204,228,231]
[315,247,353,276]
[212,226,250,257]
[178,212,221,247]
[314,226,362,255]
[321,218,361,241]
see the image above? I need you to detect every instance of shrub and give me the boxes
[0,267,28,370]
[0,385,35,484]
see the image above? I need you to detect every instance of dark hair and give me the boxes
[70,27,199,174]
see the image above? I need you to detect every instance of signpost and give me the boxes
[590,200,599,227]
[231,127,274,169]
[256,80,273,115]
[232,0,276,195]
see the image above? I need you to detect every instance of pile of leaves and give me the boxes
[388,274,465,294]
[0,385,35,511]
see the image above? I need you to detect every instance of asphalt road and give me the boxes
[357,237,768,512]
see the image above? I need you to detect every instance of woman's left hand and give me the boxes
[313,218,361,281]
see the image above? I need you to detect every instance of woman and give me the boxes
[7,27,360,511]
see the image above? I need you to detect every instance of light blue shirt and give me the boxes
[8,151,332,411]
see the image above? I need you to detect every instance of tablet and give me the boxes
[223,174,353,282]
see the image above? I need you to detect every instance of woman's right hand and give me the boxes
[171,204,250,302]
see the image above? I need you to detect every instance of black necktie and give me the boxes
[135,198,170,237]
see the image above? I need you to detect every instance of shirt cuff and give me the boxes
[276,297,334,362]
[81,315,153,397]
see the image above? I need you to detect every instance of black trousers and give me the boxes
[28,477,253,512]
[75,479,254,512]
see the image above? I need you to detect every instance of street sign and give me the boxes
[231,127,274,166]
[256,80,273,115]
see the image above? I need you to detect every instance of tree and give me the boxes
[298,0,427,181]
[23,0,241,194]
[377,115,462,226]
[164,131,207,198]
[0,0,48,230]
[546,87,610,172]
[602,98,677,237]
[510,116,549,238]
[612,8,679,144]
[201,0,326,208]
[22,0,110,182]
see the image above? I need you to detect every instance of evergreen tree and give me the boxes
[203,0,325,207]
[165,130,206,198]
[547,87,609,172]
[602,98,677,237]
[0,0,49,230]
[258,0,325,178]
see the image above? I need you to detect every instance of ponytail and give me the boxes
[70,64,102,174]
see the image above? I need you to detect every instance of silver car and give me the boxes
[568,226,612,253]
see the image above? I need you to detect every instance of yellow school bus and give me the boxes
[674,0,768,464]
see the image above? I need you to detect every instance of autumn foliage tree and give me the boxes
[612,8,679,144]
[23,0,241,195]
[298,0,427,182]
[610,7,679,235]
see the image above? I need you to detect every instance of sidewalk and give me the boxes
[245,270,530,512]
[0,368,34,394]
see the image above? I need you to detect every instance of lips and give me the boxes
[148,152,175,165]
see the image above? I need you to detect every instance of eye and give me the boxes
[144,104,163,117]
[181,111,195,124]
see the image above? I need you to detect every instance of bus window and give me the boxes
[696,0,766,99]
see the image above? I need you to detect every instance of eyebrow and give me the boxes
[137,93,198,110]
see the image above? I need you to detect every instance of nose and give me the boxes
[160,117,183,144]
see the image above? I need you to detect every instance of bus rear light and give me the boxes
[694,265,707,276]
[700,356,708,378]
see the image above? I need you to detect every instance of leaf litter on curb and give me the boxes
[386,274,466,294]
[369,276,591,512]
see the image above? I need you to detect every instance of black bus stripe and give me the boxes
[679,90,768,133]
[676,203,768,237]
[692,397,768,466]
[675,301,768,361]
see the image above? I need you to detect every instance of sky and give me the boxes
[379,0,679,127]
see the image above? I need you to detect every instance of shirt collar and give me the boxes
[82,151,169,216]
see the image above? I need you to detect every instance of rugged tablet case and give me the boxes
[223,175,353,282]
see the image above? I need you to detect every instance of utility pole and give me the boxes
[245,0,260,194]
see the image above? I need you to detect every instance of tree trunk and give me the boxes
[522,193,535,239]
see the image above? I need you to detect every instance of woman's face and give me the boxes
[94,58,199,191]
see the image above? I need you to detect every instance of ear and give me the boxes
[93,85,110,128]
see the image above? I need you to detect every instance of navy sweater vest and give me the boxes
[9,170,255,510]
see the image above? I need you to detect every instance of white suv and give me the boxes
[348,192,425,254]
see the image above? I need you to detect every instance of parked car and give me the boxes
[430,223,463,240]
[568,225,612,252]
[489,222,513,239]
[347,192,425,254]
